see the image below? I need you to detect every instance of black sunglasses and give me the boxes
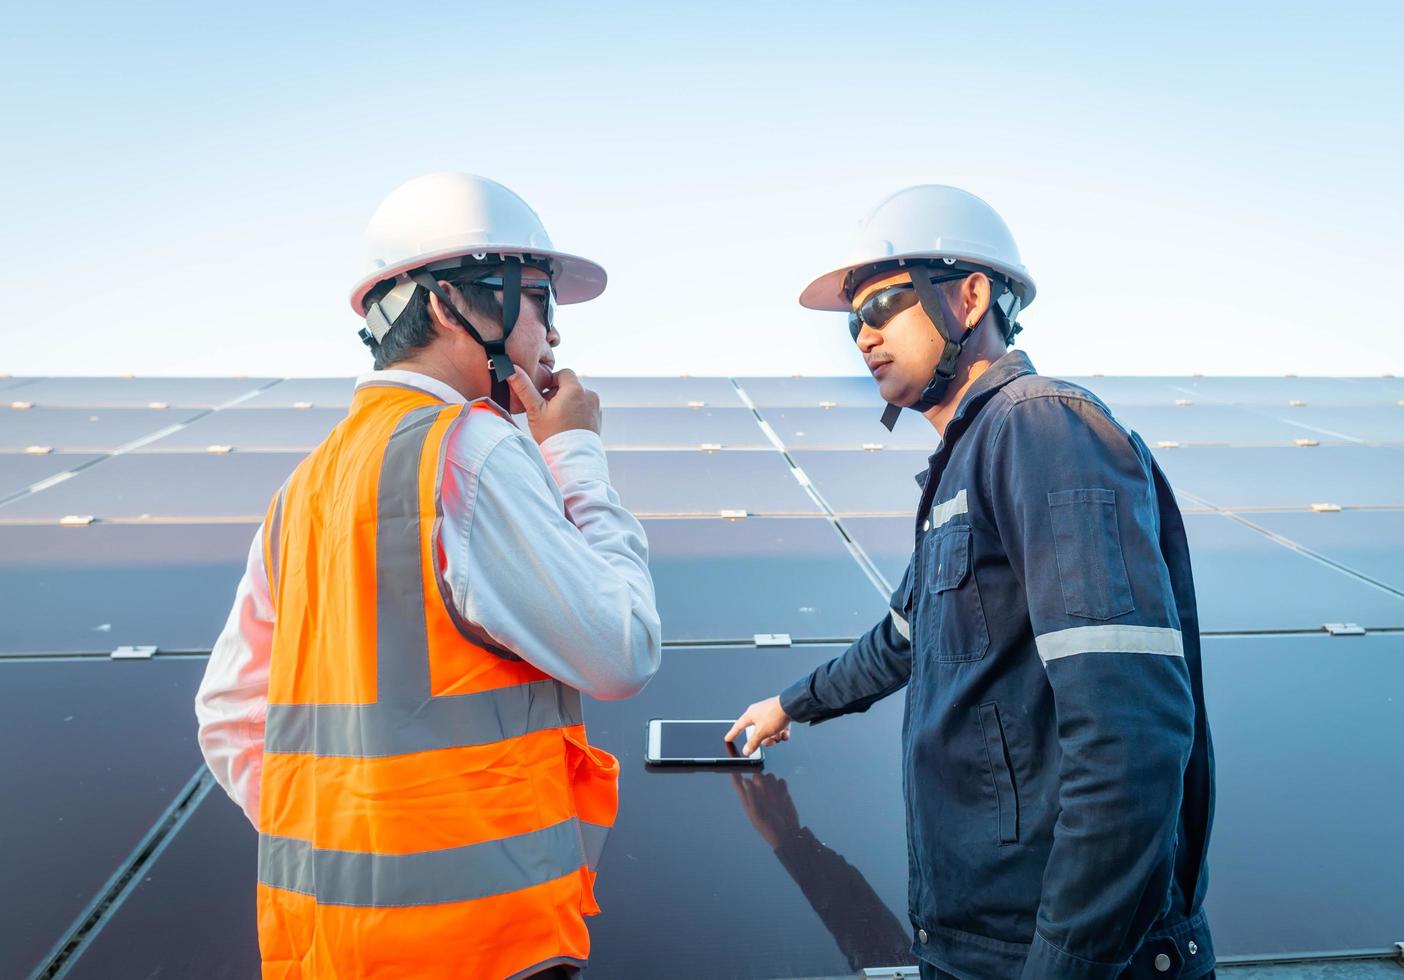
[847,273,970,341]
[471,274,557,332]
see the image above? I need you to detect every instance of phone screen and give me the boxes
[655,720,754,762]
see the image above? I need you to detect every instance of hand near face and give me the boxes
[507,366,602,442]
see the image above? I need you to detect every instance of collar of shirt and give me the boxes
[355,369,466,405]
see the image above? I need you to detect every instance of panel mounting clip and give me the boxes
[112,645,158,660]
[1156,440,1181,449]
[862,443,885,451]
[1293,438,1319,447]
[1310,503,1342,513]
[719,509,749,520]
[1323,623,1366,637]
[754,633,792,648]
[60,515,95,526]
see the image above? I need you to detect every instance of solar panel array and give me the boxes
[3,372,1402,979]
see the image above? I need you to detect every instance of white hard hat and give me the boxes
[799,185,1036,313]
[348,172,607,316]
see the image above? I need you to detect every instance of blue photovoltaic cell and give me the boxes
[600,408,770,449]
[580,376,744,408]
[0,523,254,654]
[606,450,819,516]
[1183,513,1404,631]
[735,376,884,407]
[238,377,358,407]
[0,406,202,452]
[0,451,303,520]
[644,517,885,642]
[0,658,207,979]
[0,452,103,500]
[0,376,38,393]
[1260,404,1404,444]
[757,407,934,450]
[1063,377,1196,405]
[1246,510,1404,593]
[789,450,929,515]
[840,516,914,588]
[136,407,345,451]
[1169,376,1404,406]
[1202,632,1404,956]
[1111,403,1322,446]
[8,376,278,408]
[1152,445,1404,510]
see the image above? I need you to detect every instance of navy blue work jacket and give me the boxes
[781,351,1216,980]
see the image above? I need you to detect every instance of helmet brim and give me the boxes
[799,251,1037,312]
[350,245,607,316]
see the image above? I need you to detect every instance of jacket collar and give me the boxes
[914,349,1037,489]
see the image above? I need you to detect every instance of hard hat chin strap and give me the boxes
[879,266,975,431]
[410,257,522,412]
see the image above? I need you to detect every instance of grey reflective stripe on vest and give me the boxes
[258,817,611,907]
[261,404,603,904]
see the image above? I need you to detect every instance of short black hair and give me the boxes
[362,269,505,370]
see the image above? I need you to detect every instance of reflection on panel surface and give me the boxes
[581,376,743,408]
[0,452,302,519]
[1153,445,1404,509]
[1063,377,1195,405]
[0,452,103,499]
[790,449,929,515]
[0,523,253,654]
[607,450,818,515]
[1169,376,1404,406]
[0,406,202,451]
[645,518,885,641]
[9,377,277,407]
[600,407,769,449]
[1202,633,1404,956]
[1247,510,1404,592]
[1111,404,1318,446]
[137,407,345,451]
[239,377,357,407]
[0,658,206,979]
[759,406,934,450]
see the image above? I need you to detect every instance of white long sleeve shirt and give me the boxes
[194,370,662,825]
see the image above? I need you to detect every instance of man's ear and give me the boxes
[962,273,992,330]
[426,281,463,338]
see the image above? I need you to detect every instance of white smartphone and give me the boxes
[645,719,764,766]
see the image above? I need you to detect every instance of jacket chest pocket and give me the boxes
[920,525,990,663]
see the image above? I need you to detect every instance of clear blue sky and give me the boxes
[2,2,1399,378]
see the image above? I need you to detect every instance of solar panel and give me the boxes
[0,406,203,452]
[1153,445,1404,510]
[789,450,928,515]
[1063,377,1197,405]
[1261,404,1404,444]
[644,517,886,642]
[136,407,344,452]
[1246,510,1404,593]
[585,643,911,979]
[237,377,357,407]
[0,452,104,500]
[0,523,253,655]
[0,376,38,393]
[606,450,819,516]
[58,785,259,980]
[1170,376,1404,406]
[1183,513,1404,631]
[1112,403,1318,446]
[0,452,302,520]
[0,657,207,979]
[580,376,744,408]
[735,376,884,407]
[840,516,915,588]
[757,407,934,450]
[600,408,770,449]
[10,377,279,408]
[1202,632,1404,957]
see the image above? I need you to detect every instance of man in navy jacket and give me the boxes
[729,186,1215,979]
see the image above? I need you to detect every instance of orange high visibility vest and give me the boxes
[256,383,619,980]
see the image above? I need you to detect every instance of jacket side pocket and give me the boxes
[977,702,1019,845]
